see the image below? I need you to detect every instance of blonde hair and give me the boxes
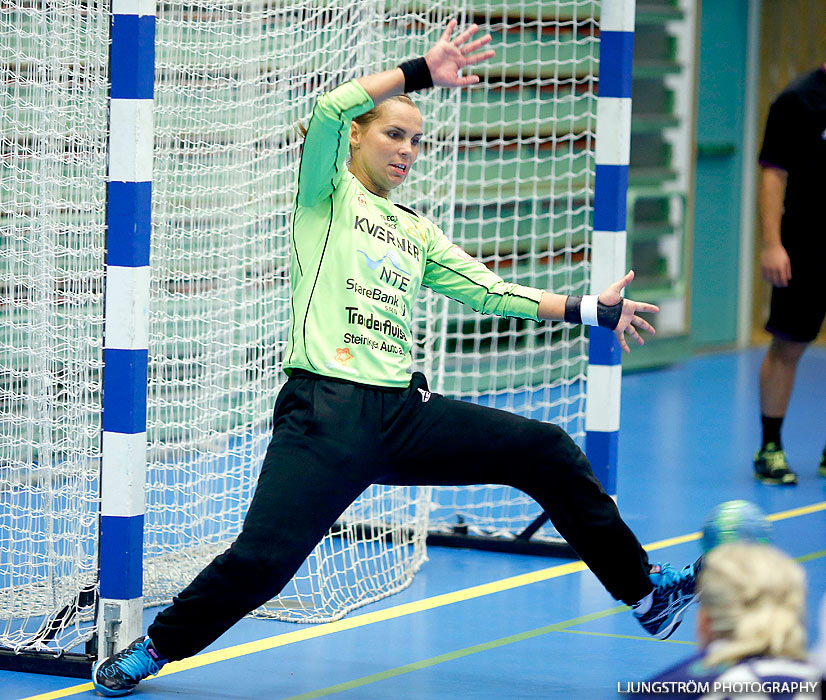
[296,94,418,141]
[700,543,807,666]
[352,93,417,129]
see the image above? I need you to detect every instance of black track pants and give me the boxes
[148,371,652,661]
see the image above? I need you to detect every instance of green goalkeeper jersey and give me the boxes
[285,80,544,387]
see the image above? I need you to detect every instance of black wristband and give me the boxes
[564,295,582,324]
[398,57,433,93]
[596,299,623,330]
[564,294,623,330]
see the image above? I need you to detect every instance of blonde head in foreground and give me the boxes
[698,543,807,667]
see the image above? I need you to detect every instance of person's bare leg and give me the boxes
[760,336,808,420]
[755,336,808,484]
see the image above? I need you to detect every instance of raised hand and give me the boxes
[599,270,659,353]
[424,19,495,88]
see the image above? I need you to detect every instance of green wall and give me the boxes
[690,0,750,347]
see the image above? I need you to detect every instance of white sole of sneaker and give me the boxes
[654,593,698,640]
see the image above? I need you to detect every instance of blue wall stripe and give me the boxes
[99,514,144,600]
[588,327,622,366]
[598,31,634,99]
[107,181,152,267]
[102,349,148,434]
[585,430,619,494]
[593,164,629,231]
[110,14,155,100]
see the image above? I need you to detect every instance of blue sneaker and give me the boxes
[92,636,167,696]
[632,558,701,640]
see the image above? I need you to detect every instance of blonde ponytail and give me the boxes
[700,543,807,667]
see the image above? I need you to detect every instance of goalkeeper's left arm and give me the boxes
[423,228,659,353]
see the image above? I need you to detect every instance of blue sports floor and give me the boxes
[3,347,825,700]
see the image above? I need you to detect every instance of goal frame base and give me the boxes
[333,513,580,559]
[425,531,578,558]
[0,648,96,679]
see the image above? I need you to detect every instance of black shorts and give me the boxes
[765,258,826,342]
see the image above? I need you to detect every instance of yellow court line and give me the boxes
[14,500,826,700]
[12,686,90,700]
[765,501,826,521]
[638,500,826,552]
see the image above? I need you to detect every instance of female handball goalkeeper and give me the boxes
[93,21,700,697]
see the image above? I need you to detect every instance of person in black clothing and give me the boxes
[753,50,826,485]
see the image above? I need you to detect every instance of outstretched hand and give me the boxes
[599,270,659,353]
[424,19,495,88]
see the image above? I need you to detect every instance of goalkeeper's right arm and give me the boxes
[296,19,493,208]
[355,19,493,102]
[296,81,374,208]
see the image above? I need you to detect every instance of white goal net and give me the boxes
[1,0,108,653]
[426,2,596,541]
[1,0,596,654]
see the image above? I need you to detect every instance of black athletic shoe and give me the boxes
[92,636,167,696]
[819,445,826,478]
[753,442,798,485]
